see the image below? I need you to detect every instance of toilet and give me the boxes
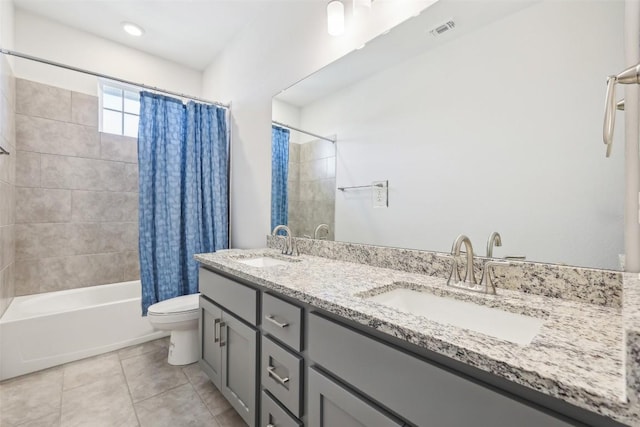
[147,293,200,365]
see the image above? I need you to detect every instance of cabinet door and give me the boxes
[308,367,403,427]
[221,311,259,427]
[199,296,223,388]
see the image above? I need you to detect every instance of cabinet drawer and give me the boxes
[261,335,303,418]
[262,293,303,351]
[308,313,574,427]
[261,390,301,427]
[199,268,258,325]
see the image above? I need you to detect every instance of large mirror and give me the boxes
[272,0,625,270]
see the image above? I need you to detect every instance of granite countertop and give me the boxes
[195,248,632,424]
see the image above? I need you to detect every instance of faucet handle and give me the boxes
[447,256,463,285]
[480,260,511,294]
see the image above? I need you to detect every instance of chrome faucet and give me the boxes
[314,224,329,240]
[448,234,476,286]
[486,232,502,258]
[271,225,298,256]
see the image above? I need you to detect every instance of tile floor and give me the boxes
[0,338,247,427]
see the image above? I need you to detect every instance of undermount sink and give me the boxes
[236,256,292,267]
[366,287,544,345]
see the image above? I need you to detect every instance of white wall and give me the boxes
[1,0,14,51]
[13,9,202,97]
[203,1,434,248]
[298,1,624,269]
[272,99,301,144]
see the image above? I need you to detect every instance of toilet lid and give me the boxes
[148,293,200,315]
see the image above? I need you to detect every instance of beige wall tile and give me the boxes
[122,250,140,281]
[71,92,98,127]
[16,187,71,223]
[1,91,15,147]
[71,190,138,222]
[16,222,137,260]
[0,224,14,270]
[100,133,138,163]
[15,252,124,295]
[0,137,14,184]
[0,55,16,112]
[0,181,12,226]
[0,263,15,317]
[41,154,130,191]
[16,78,71,122]
[15,150,40,187]
[124,163,139,192]
[16,114,100,158]
[289,142,300,162]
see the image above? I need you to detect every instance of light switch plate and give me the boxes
[372,180,388,208]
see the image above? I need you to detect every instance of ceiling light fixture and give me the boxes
[122,22,145,37]
[327,0,345,36]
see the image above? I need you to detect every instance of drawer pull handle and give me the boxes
[267,424,276,427]
[214,318,221,343]
[219,322,226,347]
[265,315,289,328]
[267,366,289,386]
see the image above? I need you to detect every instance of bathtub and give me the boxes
[0,280,168,380]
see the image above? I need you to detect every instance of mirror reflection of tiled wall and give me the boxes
[0,54,16,317]
[288,139,335,240]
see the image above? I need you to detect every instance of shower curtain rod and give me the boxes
[0,49,230,109]
[272,120,336,143]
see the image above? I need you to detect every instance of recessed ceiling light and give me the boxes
[122,22,145,37]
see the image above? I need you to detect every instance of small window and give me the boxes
[99,79,140,138]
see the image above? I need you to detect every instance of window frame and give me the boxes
[98,78,141,138]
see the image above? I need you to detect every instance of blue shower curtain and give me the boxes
[138,92,228,314]
[271,126,290,232]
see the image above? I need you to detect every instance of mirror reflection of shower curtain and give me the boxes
[271,126,290,231]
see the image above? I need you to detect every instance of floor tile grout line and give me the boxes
[183,364,221,420]
[58,363,64,426]
[118,352,142,427]
[130,380,192,407]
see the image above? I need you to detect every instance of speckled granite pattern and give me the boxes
[624,274,640,409]
[196,248,634,424]
[267,236,623,308]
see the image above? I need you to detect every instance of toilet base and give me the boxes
[167,328,199,365]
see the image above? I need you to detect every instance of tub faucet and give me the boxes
[486,232,502,258]
[448,234,476,286]
[314,224,329,240]
[271,225,298,256]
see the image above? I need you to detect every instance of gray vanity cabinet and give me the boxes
[198,267,259,427]
[308,367,404,427]
[198,296,223,387]
[220,310,258,426]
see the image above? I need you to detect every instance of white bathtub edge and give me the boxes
[0,330,169,381]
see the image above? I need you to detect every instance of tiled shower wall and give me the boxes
[0,55,16,316]
[287,139,335,239]
[14,78,139,296]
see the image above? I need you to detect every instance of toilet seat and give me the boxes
[148,293,200,316]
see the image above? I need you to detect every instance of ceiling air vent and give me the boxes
[430,20,455,37]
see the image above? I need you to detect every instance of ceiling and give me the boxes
[13,0,310,70]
